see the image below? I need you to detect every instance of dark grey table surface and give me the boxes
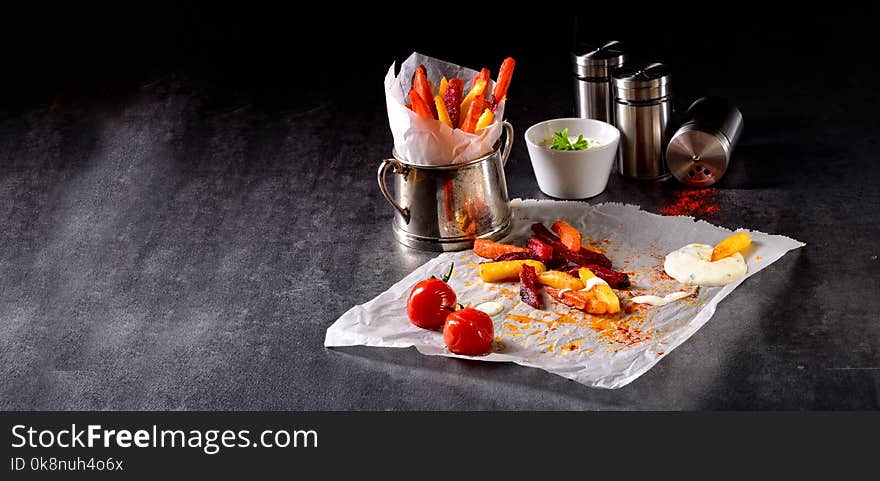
[1,41,878,410]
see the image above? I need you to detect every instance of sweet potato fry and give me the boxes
[492,57,515,103]
[537,270,585,290]
[475,108,494,131]
[552,220,581,252]
[444,78,463,129]
[711,232,752,261]
[460,77,488,126]
[577,268,620,314]
[519,264,543,309]
[473,239,529,259]
[479,260,546,283]
[546,286,616,315]
[531,223,612,268]
[435,95,453,128]
[409,90,434,119]
[413,65,437,119]
[460,95,486,134]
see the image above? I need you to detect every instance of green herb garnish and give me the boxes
[549,128,590,151]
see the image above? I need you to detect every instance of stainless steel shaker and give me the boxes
[612,63,673,180]
[666,97,743,187]
[572,41,625,122]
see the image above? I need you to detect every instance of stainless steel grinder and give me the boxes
[612,63,673,180]
[572,41,625,123]
[666,96,743,187]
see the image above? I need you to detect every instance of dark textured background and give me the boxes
[1,6,878,409]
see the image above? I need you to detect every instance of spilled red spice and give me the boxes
[661,188,719,217]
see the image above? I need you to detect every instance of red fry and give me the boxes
[444,78,464,128]
[519,264,543,309]
[413,65,438,119]
[460,95,486,134]
[493,252,540,262]
[492,57,515,103]
[409,90,434,119]
[565,264,631,289]
[528,236,554,262]
[531,223,612,268]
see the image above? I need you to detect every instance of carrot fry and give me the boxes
[435,95,453,128]
[552,220,582,252]
[409,90,434,119]
[460,78,488,125]
[413,65,438,119]
[492,57,515,102]
[460,95,486,134]
[475,108,494,130]
[473,238,529,259]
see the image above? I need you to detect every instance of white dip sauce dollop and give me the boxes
[663,244,747,286]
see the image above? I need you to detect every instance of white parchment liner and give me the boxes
[325,200,804,389]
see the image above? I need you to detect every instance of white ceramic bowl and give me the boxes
[524,118,620,199]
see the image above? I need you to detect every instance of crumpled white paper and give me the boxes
[325,200,805,389]
[385,52,506,166]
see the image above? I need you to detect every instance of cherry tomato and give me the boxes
[443,308,494,356]
[407,278,457,330]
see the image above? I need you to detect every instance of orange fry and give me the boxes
[413,65,438,119]
[438,77,449,96]
[409,90,434,119]
[435,95,453,128]
[460,95,486,134]
[473,239,529,259]
[551,220,582,252]
[475,108,494,130]
[460,77,489,125]
[492,57,515,103]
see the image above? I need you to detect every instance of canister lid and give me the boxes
[666,126,730,187]
[612,63,672,101]
[572,41,625,78]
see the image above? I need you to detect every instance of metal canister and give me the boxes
[572,41,625,123]
[612,63,673,180]
[666,97,743,187]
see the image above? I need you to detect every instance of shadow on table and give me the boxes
[695,248,878,409]
[326,344,673,410]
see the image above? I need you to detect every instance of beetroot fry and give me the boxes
[519,264,543,309]
[531,223,612,268]
[565,264,631,289]
[444,78,464,128]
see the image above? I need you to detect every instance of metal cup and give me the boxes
[377,121,514,251]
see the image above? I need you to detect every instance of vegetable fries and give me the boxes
[406,57,515,134]
[474,220,627,316]
[711,232,752,261]
[478,260,546,283]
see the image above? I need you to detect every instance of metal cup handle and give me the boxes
[377,159,411,224]
[500,120,514,167]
